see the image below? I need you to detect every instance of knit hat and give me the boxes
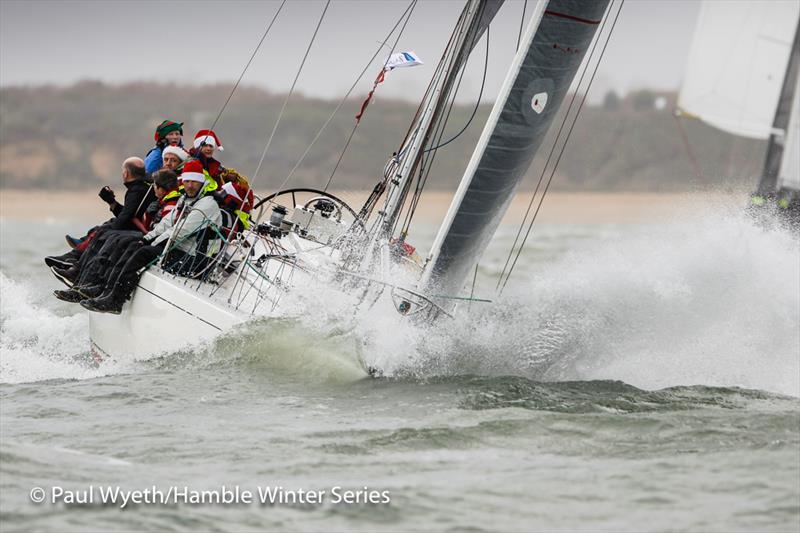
[154,120,183,142]
[162,145,189,161]
[180,160,206,183]
[193,129,224,151]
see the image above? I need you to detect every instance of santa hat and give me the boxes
[162,145,189,161]
[193,129,224,151]
[154,120,183,142]
[180,160,206,183]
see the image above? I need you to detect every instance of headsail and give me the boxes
[421,0,610,300]
[677,0,800,140]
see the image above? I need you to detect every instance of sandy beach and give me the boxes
[2,189,746,225]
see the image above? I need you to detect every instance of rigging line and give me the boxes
[516,0,528,52]
[208,0,287,133]
[398,3,489,235]
[279,0,418,194]
[383,0,478,227]
[423,25,490,153]
[499,0,625,295]
[400,34,473,236]
[250,0,331,187]
[401,51,470,232]
[495,0,615,291]
[321,0,417,193]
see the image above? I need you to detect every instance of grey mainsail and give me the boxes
[421,0,610,299]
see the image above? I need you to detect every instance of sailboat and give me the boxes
[676,0,800,219]
[88,0,613,361]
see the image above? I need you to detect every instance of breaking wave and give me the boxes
[0,272,110,383]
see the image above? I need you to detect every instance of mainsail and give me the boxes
[677,0,800,140]
[421,0,610,299]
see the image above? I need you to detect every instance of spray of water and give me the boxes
[3,206,797,396]
[355,209,799,396]
[0,273,138,383]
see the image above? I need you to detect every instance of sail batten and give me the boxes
[421,0,610,300]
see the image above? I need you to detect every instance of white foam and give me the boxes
[346,208,799,396]
[0,272,133,384]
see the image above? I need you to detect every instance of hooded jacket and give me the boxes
[145,184,222,256]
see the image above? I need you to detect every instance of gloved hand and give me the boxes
[99,186,115,204]
[142,235,153,244]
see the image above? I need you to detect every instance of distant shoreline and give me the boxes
[3,189,747,224]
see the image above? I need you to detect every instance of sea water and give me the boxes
[1,205,798,532]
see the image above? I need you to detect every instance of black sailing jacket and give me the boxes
[110,178,155,231]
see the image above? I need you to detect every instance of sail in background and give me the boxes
[677,0,800,139]
[421,0,610,299]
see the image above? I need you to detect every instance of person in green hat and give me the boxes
[145,120,184,174]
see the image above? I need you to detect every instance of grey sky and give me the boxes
[2,0,702,103]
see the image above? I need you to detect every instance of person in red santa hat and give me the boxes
[189,129,226,186]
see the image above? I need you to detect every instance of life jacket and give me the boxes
[217,181,254,233]
[143,188,181,229]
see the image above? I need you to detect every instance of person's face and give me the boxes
[200,144,215,158]
[165,131,182,146]
[182,180,203,197]
[162,153,181,170]
[121,165,129,182]
[154,185,167,200]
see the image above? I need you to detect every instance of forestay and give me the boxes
[421,0,610,300]
[677,0,800,139]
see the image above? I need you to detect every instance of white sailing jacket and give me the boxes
[146,191,222,256]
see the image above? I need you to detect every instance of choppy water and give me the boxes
[1,204,799,532]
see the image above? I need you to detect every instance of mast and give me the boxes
[420,0,610,301]
[377,0,503,236]
[756,19,800,197]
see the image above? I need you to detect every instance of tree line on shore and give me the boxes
[0,81,765,192]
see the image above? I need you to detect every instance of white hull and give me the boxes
[89,269,249,359]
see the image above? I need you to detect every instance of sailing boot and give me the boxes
[65,234,86,250]
[50,265,79,287]
[80,292,123,315]
[44,249,81,269]
[53,289,85,303]
[73,283,105,299]
[79,277,132,315]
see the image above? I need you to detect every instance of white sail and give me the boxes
[677,0,800,139]
[777,73,800,191]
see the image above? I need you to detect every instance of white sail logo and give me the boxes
[531,92,548,114]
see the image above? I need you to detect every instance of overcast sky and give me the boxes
[0,0,715,104]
